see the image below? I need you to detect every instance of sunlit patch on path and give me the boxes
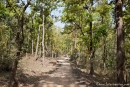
[31,58,87,87]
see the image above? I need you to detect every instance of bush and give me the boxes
[70,48,78,64]
[0,54,14,71]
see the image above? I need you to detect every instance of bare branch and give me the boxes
[22,0,31,16]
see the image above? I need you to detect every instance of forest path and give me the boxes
[18,55,97,87]
[0,55,99,87]
[32,62,87,87]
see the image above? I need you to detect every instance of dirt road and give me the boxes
[32,63,87,87]
[0,56,98,87]
[25,55,99,87]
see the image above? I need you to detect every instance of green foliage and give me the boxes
[0,0,129,78]
[123,2,130,69]
[0,0,61,71]
[0,54,15,71]
[70,48,78,63]
[106,56,115,70]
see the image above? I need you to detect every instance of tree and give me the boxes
[6,0,31,87]
[84,0,94,75]
[95,0,111,71]
[115,0,127,86]
[89,0,94,75]
[35,25,41,60]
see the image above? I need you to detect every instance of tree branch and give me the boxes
[74,22,85,36]
[67,28,77,34]
[21,0,31,18]
[20,0,31,43]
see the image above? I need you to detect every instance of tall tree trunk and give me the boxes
[101,16,107,70]
[9,24,23,87]
[7,1,30,87]
[115,0,127,86]
[42,11,45,66]
[89,21,94,75]
[9,59,19,87]
[83,2,94,74]
[31,18,34,55]
[35,26,40,60]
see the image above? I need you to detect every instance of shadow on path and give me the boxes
[18,63,102,87]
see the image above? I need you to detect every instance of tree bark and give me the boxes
[74,30,77,48]
[89,21,94,75]
[103,38,107,70]
[115,0,127,86]
[87,0,94,75]
[42,9,45,66]
[9,59,18,87]
[8,1,30,86]
[35,26,40,60]
[101,16,107,70]
[32,39,34,55]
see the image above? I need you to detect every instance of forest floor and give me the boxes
[0,54,130,87]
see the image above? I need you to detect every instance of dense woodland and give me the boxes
[0,0,130,87]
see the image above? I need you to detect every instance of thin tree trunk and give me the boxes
[39,43,42,57]
[52,51,54,58]
[32,39,34,55]
[103,38,106,70]
[51,41,54,58]
[74,30,77,48]
[115,0,127,86]
[86,0,94,75]
[71,43,73,55]
[89,21,94,75]
[35,26,40,60]
[90,50,95,75]
[101,16,107,70]
[9,59,19,87]
[42,11,45,66]
[31,17,34,55]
